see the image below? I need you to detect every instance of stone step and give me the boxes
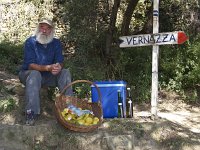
[0,119,160,150]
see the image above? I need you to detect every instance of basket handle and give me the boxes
[59,80,102,103]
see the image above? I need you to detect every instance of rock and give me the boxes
[13,84,25,96]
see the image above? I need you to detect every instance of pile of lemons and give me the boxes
[61,108,100,126]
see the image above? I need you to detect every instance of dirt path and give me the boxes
[135,101,200,134]
[158,111,200,133]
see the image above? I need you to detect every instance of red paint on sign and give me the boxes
[178,31,188,44]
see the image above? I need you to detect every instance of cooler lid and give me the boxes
[91,80,127,87]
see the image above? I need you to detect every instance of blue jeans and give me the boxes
[18,69,73,114]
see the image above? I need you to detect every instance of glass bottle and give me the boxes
[118,90,124,118]
[126,87,133,118]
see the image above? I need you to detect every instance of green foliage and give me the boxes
[117,0,151,33]
[0,98,16,112]
[60,0,107,81]
[0,0,54,43]
[185,38,200,86]
[60,0,200,102]
[73,84,91,100]
[130,0,152,33]
[160,0,183,32]
[65,56,106,81]
[160,0,199,34]
[119,46,152,102]
[0,41,23,74]
[160,35,200,93]
[184,89,198,103]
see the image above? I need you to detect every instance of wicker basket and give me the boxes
[55,80,103,132]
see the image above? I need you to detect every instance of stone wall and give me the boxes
[0,0,64,43]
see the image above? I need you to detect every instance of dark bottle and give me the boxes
[126,87,133,118]
[117,90,124,118]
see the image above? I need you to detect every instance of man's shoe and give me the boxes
[26,109,35,126]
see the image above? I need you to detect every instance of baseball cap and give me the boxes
[38,18,54,27]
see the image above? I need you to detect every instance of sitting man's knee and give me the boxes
[61,68,71,76]
[29,70,42,78]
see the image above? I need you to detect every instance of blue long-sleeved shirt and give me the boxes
[21,36,64,76]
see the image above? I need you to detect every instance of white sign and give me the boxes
[119,31,188,48]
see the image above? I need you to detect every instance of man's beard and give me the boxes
[35,31,54,44]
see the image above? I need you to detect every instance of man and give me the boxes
[19,18,73,125]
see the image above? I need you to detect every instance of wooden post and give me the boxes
[151,0,159,117]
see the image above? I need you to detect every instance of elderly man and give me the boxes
[19,18,73,125]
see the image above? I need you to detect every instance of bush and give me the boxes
[0,41,23,74]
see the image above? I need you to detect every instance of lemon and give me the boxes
[77,115,85,120]
[69,120,76,124]
[85,117,93,124]
[61,111,66,117]
[92,117,99,125]
[93,117,99,122]
[83,114,89,119]
[77,119,85,125]
[84,122,91,126]
[63,108,69,113]
[92,120,98,125]
[72,114,78,119]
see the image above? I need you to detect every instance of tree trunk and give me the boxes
[105,0,121,57]
[103,0,121,79]
[121,0,139,36]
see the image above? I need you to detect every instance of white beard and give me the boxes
[36,32,54,44]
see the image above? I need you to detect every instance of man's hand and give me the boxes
[29,63,62,75]
[51,63,62,75]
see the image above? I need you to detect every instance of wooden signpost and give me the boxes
[119,0,188,117]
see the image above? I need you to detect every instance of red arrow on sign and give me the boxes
[178,31,188,44]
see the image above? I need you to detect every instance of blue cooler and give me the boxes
[91,81,127,118]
